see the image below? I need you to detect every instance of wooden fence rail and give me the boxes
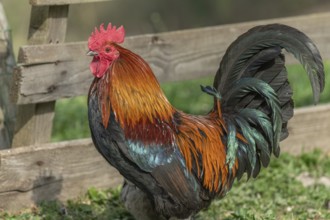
[13,12,330,104]
[0,0,329,212]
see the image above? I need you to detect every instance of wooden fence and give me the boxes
[0,0,330,211]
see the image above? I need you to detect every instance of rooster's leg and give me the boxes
[121,180,192,220]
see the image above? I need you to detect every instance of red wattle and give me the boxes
[90,56,109,78]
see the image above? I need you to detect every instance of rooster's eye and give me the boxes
[105,47,111,53]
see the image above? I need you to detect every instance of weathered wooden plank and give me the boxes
[18,41,85,64]
[15,62,92,104]
[29,0,111,6]
[13,12,330,104]
[0,104,329,211]
[0,2,16,149]
[281,104,330,155]
[0,139,122,211]
[12,5,69,147]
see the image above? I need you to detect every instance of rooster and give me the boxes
[87,23,324,219]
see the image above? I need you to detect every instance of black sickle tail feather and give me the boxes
[213,24,325,179]
[214,24,324,102]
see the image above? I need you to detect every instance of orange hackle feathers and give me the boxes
[175,113,238,192]
[108,45,175,130]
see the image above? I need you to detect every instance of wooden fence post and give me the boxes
[0,2,16,149]
[12,5,69,147]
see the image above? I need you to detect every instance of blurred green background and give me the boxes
[1,0,330,141]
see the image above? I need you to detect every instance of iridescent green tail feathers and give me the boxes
[213,24,325,180]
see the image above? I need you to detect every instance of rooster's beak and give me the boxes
[87,50,98,56]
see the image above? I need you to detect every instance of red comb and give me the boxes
[88,23,125,50]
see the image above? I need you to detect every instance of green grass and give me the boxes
[1,151,329,219]
[52,62,330,141]
[196,150,330,220]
